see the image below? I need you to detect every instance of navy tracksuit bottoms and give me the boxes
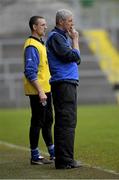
[51,82,77,166]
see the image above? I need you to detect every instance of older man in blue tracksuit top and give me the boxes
[46,9,81,169]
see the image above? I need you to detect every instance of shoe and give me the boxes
[55,160,82,169]
[50,156,55,161]
[31,156,53,165]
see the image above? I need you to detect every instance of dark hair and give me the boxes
[29,16,44,31]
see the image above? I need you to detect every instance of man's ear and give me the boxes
[59,19,64,26]
[33,24,37,31]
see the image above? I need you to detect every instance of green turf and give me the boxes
[0,145,119,179]
[75,105,119,172]
[0,109,30,146]
[0,105,119,179]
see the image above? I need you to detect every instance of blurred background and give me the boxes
[0,0,119,108]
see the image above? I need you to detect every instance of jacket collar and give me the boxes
[53,27,67,38]
[29,36,44,45]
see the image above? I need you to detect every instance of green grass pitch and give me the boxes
[0,104,119,179]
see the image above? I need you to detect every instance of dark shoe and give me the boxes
[56,160,82,169]
[31,157,53,165]
[70,160,82,168]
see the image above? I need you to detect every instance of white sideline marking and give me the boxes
[0,141,29,151]
[83,163,119,176]
[0,140,119,176]
[0,140,48,156]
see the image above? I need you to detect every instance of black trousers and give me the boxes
[51,82,77,166]
[29,93,53,149]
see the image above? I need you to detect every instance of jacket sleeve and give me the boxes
[49,33,81,64]
[24,46,40,81]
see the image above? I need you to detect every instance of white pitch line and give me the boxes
[83,163,119,176]
[0,140,119,176]
[0,140,48,156]
[0,141,29,151]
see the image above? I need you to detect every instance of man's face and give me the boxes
[62,16,74,32]
[34,18,47,37]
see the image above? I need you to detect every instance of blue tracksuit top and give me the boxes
[24,36,45,82]
[46,27,81,84]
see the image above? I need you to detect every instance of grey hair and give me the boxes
[56,9,73,25]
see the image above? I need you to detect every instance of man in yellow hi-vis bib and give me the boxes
[23,16,54,165]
